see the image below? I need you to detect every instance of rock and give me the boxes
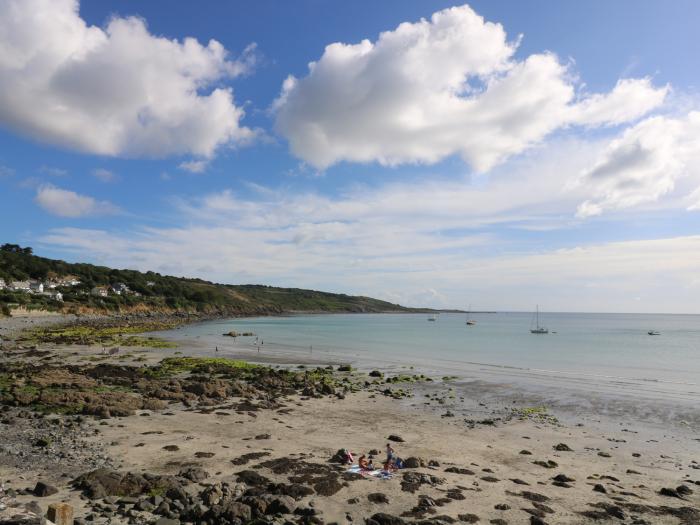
[676,484,693,496]
[33,481,58,497]
[490,520,507,525]
[592,484,607,493]
[166,485,188,504]
[241,495,268,517]
[428,460,440,467]
[266,495,297,514]
[387,434,404,443]
[553,443,572,452]
[532,460,558,468]
[368,492,389,504]
[529,517,547,525]
[597,451,611,458]
[154,518,180,525]
[481,476,500,483]
[194,452,215,458]
[314,477,343,496]
[47,503,73,525]
[533,503,554,514]
[519,491,550,503]
[659,487,682,498]
[368,513,405,525]
[494,504,511,510]
[551,474,575,483]
[457,514,480,523]
[509,478,529,485]
[519,450,532,455]
[338,365,352,372]
[403,457,423,468]
[369,371,383,377]
[178,467,209,483]
[236,470,270,486]
[445,467,475,475]
[162,445,179,451]
[218,501,252,522]
[72,469,180,500]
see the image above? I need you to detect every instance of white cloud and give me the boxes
[91,168,117,182]
[0,165,14,178]
[0,0,255,158]
[576,111,700,217]
[38,221,700,313]
[178,160,208,173]
[274,4,667,171]
[35,184,119,218]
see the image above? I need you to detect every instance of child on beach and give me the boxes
[385,443,395,463]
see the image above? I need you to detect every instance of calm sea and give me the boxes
[154,312,700,402]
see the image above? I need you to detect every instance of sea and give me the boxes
[152,312,700,427]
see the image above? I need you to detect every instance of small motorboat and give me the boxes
[647,330,660,336]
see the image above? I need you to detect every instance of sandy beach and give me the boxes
[1,315,698,525]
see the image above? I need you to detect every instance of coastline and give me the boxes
[1,313,699,524]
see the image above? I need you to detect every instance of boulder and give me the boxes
[33,482,58,497]
[47,503,73,525]
[403,457,423,468]
[178,467,209,483]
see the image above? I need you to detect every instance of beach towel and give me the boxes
[346,465,393,480]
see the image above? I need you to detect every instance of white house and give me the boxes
[111,283,129,295]
[29,281,44,293]
[0,278,5,289]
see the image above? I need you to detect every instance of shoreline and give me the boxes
[1,314,699,524]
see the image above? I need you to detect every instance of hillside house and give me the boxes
[91,286,109,297]
[0,278,5,289]
[29,281,44,293]
[10,280,30,291]
[111,283,129,295]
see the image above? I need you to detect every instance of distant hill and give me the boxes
[0,244,420,315]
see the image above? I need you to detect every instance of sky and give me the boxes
[1,0,699,313]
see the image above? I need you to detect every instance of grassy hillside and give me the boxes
[0,244,415,315]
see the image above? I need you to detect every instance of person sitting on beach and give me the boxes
[383,459,394,472]
[367,458,374,470]
[358,454,369,470]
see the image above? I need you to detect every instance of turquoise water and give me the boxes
[158,312,700,391]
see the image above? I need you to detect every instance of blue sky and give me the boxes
[1,0,699,312]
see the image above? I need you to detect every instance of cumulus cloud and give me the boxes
[0,0,255,158]
[274,4,667,171]
[35,184,119,217]
[576,112,700,217]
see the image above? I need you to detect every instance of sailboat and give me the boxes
[465,305,476,325]
[427,313,438,322]
[530,305,549,334]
